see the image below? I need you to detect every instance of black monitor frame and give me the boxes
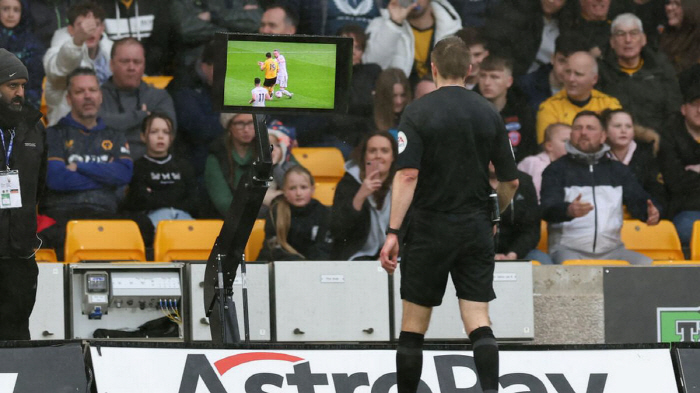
[211,32,353,115]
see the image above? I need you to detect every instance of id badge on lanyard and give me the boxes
[0,128,21,208]
[0,170,21,208]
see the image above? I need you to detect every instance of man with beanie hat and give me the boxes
[0,49,48,340]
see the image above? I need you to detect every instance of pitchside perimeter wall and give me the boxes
[29,263,700,345]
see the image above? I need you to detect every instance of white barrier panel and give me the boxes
[274,261,391,341]
[90,347,677,392]
[29,263,65,340]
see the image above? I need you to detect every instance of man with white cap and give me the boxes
[0,48,48,340]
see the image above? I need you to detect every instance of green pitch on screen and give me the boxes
[225,41,337,109]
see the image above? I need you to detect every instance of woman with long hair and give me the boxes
[373,68,411,133]
[204,113,257,217]
[659,0,700,73]
[331,131,398,260]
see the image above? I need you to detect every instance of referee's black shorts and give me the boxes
[400,208,496,307]
[263,77,277,87]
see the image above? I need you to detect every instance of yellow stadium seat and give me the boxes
[142,75,173,89]
[691,221,700,261]
[64,220,145,263]
[153,220,223,262]
[314,181,338,206]
[244,219,266,261]
[621,219,684,260]
[651,260,700,265]
[531,260,541,265]
[35,248,57,262]
[291,147,345,183]
[562,260,630,266]
[537,220,547,252]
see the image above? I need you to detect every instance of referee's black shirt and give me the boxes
[396,86,518,213]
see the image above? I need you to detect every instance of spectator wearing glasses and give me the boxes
[205,113,257,217]
[597,13,682,138]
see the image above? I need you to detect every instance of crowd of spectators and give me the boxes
[4,0,700,263]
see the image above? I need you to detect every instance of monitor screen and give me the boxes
[212,33,353,115]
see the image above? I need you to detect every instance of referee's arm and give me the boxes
[496,178,519,213]
[380,168,419,274]
[389,168,418,232]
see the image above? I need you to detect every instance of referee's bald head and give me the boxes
[431,36,471,80]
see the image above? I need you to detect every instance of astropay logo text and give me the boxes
[177,352,607,393]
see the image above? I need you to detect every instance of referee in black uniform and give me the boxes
[380,37,519,393]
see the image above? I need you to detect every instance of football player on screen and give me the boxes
[250,77,271,107]
[273,49,293,98]
[258,52,278,98]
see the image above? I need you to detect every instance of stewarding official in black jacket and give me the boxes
[658,80,700,248]
[0,49,48,340]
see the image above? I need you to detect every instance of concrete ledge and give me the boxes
[531,266,604,344]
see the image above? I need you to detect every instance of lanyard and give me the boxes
[0,128,15,170]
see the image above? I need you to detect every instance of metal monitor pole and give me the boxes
[204,114,271,344]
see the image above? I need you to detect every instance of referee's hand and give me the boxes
[380,234,399,274]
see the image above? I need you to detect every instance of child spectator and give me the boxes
[0,0,45,109]
[122,113,198,243]
[259,129,296,218]
[517,123,571,201]
[258,166,333,261]
[601,109,667,216]
[43,1,113,126]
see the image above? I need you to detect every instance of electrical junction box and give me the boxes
[110,271,182,310]
[69,263,186,341]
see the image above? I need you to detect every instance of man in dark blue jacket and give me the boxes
[39,67,133,258]
[541,110,660,264]
[0,49,48,340]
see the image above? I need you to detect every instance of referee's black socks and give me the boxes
[396,331,424,393]
[469,326,499,393]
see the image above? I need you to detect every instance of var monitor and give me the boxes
[212,33,353,115]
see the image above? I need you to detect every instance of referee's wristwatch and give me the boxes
[386,226,400,235]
